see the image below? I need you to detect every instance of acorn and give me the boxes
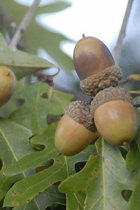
[90,87,138,146]
[73,35,123,96]
[55,99,99,156]
[0,66,16,107]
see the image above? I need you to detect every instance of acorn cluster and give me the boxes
[55,35,138,156]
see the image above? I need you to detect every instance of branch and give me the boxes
[119,74,140,85]
[119,77,131,85]
[114,0,134,64]
[8,0,41,51]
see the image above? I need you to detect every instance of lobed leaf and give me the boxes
[4,123,96,176]
[129,177,140,210]
[0,119,39,208]
[4,143,93,208]
[0,171,22,201]
[9,82,73,135]
[59,138,138,210]
[3,120,96,208]
[1,1,74,75]
[126,139,140,171]
[12,199,40,210]
[66,192,86,210]
[4,123,59,176]
[0,119,34,169]
[1,84,75,208]
[35,184,66,210]
[3,159,67,208]
[126,108,140,171]
[0,33,59,80]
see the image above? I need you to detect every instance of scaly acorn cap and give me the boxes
[80,65,123,96]
[90,86,133,116]
[65,99,97,132]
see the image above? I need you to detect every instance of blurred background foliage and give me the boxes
[0,0,140,103]
[0,0,79,97]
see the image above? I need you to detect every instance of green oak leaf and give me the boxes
[126,108,140,171]
[129,176,140,210]
[0,119,39,207]
[59,138,138,210]
[0,82,73,209]
[3,122,96,208]
[66,192,86,210]
[35,183,66,210]
[0,119,34,169]
[3,157,67,208]
[1,1,74,75]
[126,139,140,171]
[9,82,73,135]
[0,33,59,80]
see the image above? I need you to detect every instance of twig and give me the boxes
[119,77,131,85]
[119,74,140,85]
[35,71,54,86]
[8,0,41,51]
[114,0,134,64]
[133,100,140,108]
[35,71,54,101]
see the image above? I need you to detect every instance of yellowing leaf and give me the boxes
[128,91,140,94]
[129,74,140,81]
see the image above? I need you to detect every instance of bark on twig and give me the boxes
[119,77,131,85]
[35,71,54,87]
[8,0,41,51]
[114,0,134,64]
[133,100,140,108]
[35,71,54,101]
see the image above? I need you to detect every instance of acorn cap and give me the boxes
[65,99,97,132]
[90,86,133,116]
[80,65,123,96]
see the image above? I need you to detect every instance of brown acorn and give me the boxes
[55,99,99,156]
[73,35,123,96]
[90,87,138,146]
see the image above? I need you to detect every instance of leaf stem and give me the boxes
[123,142,130,152]
[48,85,54,101]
